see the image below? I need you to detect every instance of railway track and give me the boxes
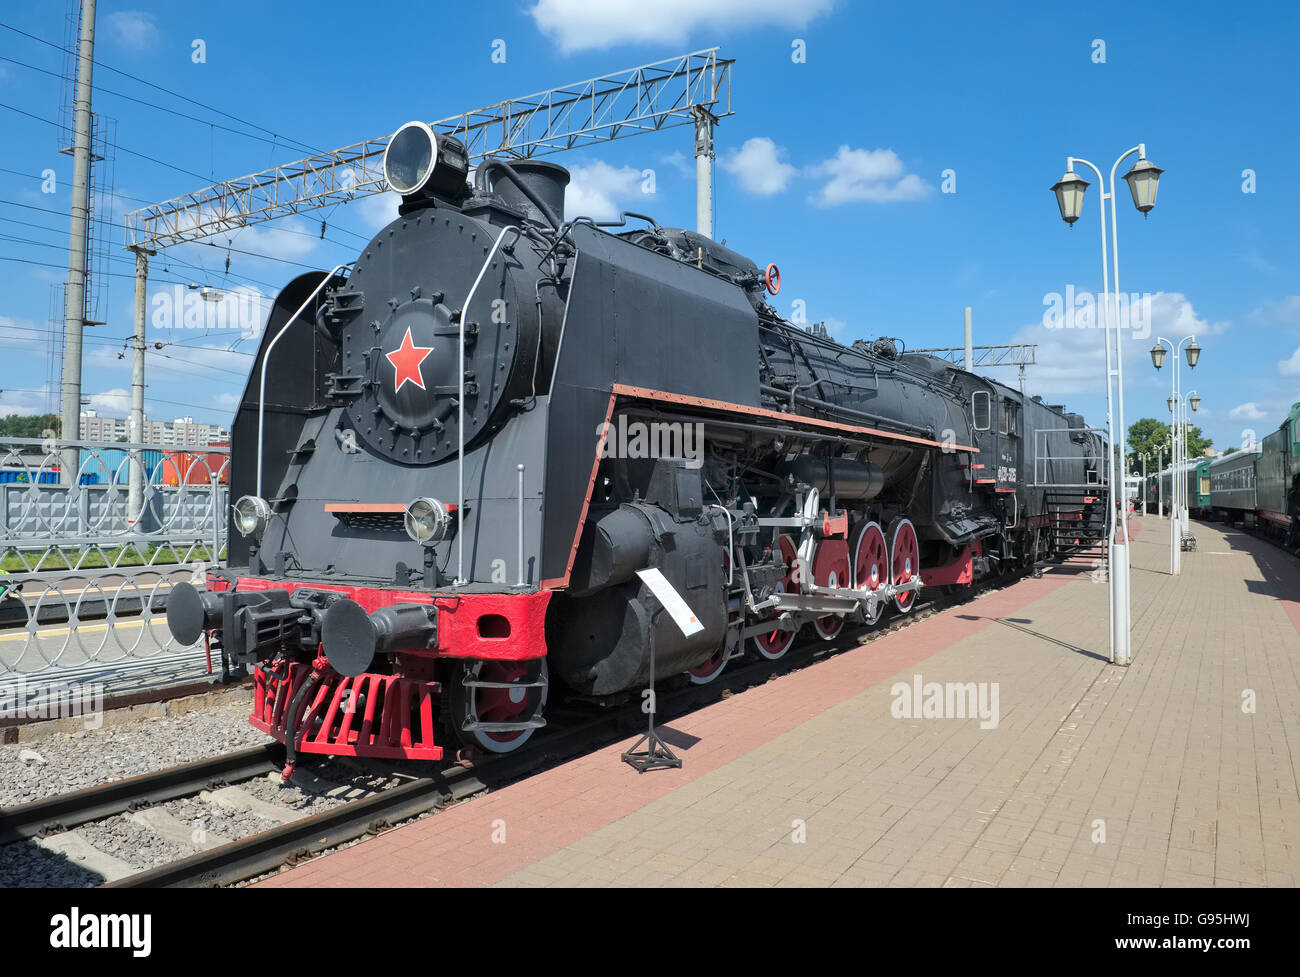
[0,745,282,846]
[0,562,1066,888]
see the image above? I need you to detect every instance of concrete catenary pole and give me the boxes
[59,0,96,482]
[692,106,715,239]
[128,247,148,526]
[963,306,973,372]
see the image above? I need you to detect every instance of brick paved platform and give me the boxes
[258,517,1300,888]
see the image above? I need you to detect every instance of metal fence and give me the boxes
[0,438,229,678]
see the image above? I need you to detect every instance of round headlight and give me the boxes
[232,495,271,538]
[404,497,451,546]
[383,121,438,196]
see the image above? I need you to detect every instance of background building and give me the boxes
[79,410,229,445]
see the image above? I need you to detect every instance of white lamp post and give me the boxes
[1181,389,1200,531]
[1051,145,1162,666]
[1155,444,1164,520]
[1152,336,1200,574]
[1139,451,1148,514]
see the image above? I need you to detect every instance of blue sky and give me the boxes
[0,0,1296,452]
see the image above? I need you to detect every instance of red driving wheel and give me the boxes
[851,520,888,626]
[888,518,920,613]
[751,535,798,660]
[811,538,850,640]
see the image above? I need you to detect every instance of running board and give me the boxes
[764,578,923,618]
[459,678,548,690]
[460,717,548,733]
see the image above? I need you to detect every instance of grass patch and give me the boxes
[0,543,222,574]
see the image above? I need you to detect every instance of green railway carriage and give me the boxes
[1255,402,1300,543]
[1156,404,1299,542]
[1208,448,1261,517]
[1156,460,1209,516]
[1187,457,1212,514]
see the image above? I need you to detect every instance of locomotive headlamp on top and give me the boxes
[404,497,452,546]
[382,121,470,203]
[232,495,272,538]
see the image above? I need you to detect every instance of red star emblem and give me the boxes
[385,326,434,393]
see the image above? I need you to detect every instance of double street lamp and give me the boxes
[1051,145,1163,667]
[1151,337,1201,574]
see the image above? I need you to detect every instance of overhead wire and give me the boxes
[0,20,324,156]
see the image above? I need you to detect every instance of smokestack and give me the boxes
[963,306,973,372]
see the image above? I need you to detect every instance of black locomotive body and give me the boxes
[166,122,1107,765]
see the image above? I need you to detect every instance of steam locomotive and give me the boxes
[166,121,1106,767]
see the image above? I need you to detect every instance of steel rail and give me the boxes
[0,744,281,844]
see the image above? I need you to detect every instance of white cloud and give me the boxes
[0,316,46,352]
[1255,295,1300,327]
[565,160,651,221]
[188,217,320,268]
[529,0,834,53]
[0,384,50,417]
[1004,292,1225,397]
[1141,290,1229,338]
[810,146,931,206]
[354,190,402,232]
[1279,346,1300,376]
[721,137,797,196]
[821,316,850,341]
[660,151,694,177]
[87,389,132,415]
[1229,402,1267,421]
[106,11,160,50]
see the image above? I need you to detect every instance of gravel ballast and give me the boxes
[0,691,262,807]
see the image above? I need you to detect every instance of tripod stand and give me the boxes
[621,600,682,773]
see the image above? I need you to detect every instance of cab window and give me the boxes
[999,399,1019,437]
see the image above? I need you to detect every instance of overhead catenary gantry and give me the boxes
[911,343,1038,395]
[122,48,734,251]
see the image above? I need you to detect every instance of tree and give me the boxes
[1127,417,1168,464]
[0,413,60,439]
[1222,446,1238,456]
[1183,425,1213,458]
[1127,416,1212,465]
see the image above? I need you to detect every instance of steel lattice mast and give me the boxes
[910,343,1038,395]
[123,48,734,250]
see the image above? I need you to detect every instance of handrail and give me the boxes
[455,227,521,585]
[256,264,352,499]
